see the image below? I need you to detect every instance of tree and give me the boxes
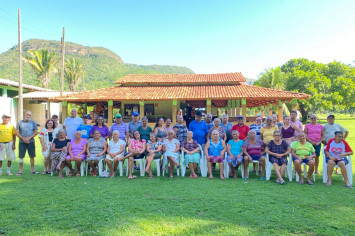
[254,67,285,90]
[23,49,57,88]
[65,57,84,92]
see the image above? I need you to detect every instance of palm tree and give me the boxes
[65,57,84,92]
[23,49,57,88]
[255,67,285,90]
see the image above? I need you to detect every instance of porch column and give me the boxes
[241,99,246,118]
[172,100,177,124]
[2,88,7,97]
[291,98,298,111]
[61,101,68,122]
[83,102,87,115]
[139,100,145,120]
[47,101,51,120]
[268,103,273,116]
[236,100,240,116]
[206,99,212,115]
[108,100,113,126]
[278,100,283,122]
[227,100,232,116]
[231,100,235,116]
[254,108,258,116]
[260,106,265,118]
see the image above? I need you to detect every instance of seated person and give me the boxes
[105,130,126,178]
[204,130,226,180]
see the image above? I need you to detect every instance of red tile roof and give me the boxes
[115,73,246,85]
[50,84,309,107]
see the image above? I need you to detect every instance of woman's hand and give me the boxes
[42,146,47,152]
[62,147,67,152]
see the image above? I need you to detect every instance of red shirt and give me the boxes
[231,124,250,140]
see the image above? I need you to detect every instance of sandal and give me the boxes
[326,182,331,186]
[345,184,352,189]
[76,173,81,177]
[242,178,247,181]
[298,180,304,185]
[148,175,153,179]
[16,172,22,176]
[32,171,39,174]
[42,171,47,175]
[259,177,265,181]
[307,180,313,185]
[279,180,285,185]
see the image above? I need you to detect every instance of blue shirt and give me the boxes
[110,122,129,140]
[220,122,233,141]
[228,139,244,155]
[188,120,208,145]
[77,124,92,139]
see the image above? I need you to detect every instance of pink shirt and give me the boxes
[130,138,146,151]
[305,123,323,143]
[290,120,303,137]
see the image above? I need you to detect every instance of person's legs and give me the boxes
[128,156,134,178]
[338,161,349,185]
[314,155,320,174]
[43,156,50,173]
[280,163,286,177]
[294,159,303,182]
[188,162,195,177]
[28,142,36,173]
[0,160,2,175]
[29,158,35,173]
[18,142,27,174]
[243,157,249,178]
[307,160,314,182]
[219,162,224,179]
[58,162,65,179]
[327,160,335,185]
[273,163,283,182]
[145,154,154,173]
[207,161,213,178]
[65,159,74,175]
[259,156,266,178]
[88,161,97,174]
[105,158,114,172]
[168,156,175,178]
[229,162,236,178]
[75,158,82,176]
[113,158,119,171]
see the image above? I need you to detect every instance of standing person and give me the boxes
[77,106,83,118]
[154,117,168,141]
[208,118,226,141]
[173,115,187,145]
[323,114,349,175]
[89,116,110,140]
[260,116,278,144]
[205,113,214,130]
[76,115,92,140]
[272,113,283,130]
[15,111,38,175]
[51,114,63,130]
[88,111,95,124]
[63,109,83,140]
[137,116,152,142]
[165,118,174,133]
[110,114,129,143]
[128,111,142,138]
[304,114,324,175]
[280,116,301,145]
[220,114,233,143]
[188,110,208,149]
[290,110,303,137]
[231,115,249,141]
[39,119,58,174]
[0,114,16,176]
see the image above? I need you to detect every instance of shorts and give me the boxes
[19,142,36,159]
[133,153,145,160]
[41,142,52,157]
[313,143,321,157]
[326,156,349,165]
[105,153,124,161]
[209,155,224,163]
[250,155,263,161]
[0,141,16,161]
[226,155,243,167]
[293,158,313,164]
[269,156,288,166]
[145,152,162,159]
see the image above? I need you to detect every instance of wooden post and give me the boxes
[206,99,212,115]
[260,106,265,118]
[47,101,51,120]
[231,100,235,116]
[139,100,145,120]
[18,9,23,121]
[108,100,113,126]
[227,100,232,116]
[291,98,298,111]
[236,100,240,116]
[61,101,68,122]
[60,27,65,97]
[172,100,177,124]
[254,108,258,116]
[82,102,87,115]
[241,99,246,119]
[278,100,283,122]
[268,103,273,116]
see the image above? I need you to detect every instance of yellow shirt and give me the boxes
[0,123,15,142]
[260,126,278,144]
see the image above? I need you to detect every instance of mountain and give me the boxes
[0,39,194,91]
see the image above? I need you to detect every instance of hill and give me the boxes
[0,39,194,91]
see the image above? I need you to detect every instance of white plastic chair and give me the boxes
[125,158,145,177]
[244,159,261,179]
[223,153,245,179]
[105,155,124,176]
[143,158,161,177]
[322,147,352,185]
[52,161,85,177]
[162,153,180,176]
[265,153,292,181]
[292,161,315,182]
[181,144,207,177]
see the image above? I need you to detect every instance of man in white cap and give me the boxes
[0,114,16,175]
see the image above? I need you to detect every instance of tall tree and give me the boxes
[254,67,285,90]
[65,57,84,92]
[23,49,57,88]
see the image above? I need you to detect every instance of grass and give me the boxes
[0,115,354,235]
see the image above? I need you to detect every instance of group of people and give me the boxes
[0,108,352,188]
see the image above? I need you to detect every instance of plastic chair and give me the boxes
[265,153,292,181]
[244,159,261,179]
[52,161,85,177]
[162,153,180,176]
[322,147,352,185]
[143,158,161,176]
[126,158,145,177]
[292,162,315,182]
[105,154,124,176]
[223,153,244,179]
[181,144,207,177]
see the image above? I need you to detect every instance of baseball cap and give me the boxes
[115,114,122,118]
[195,110,203,116]
[327,114,335,118]
[82,115,88,119]
[237,115,244,119]
[132,111,139,116]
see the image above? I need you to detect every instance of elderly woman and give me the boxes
[65,131,87,177]
[225,130,244,179]
[137,116,152,142]
[265,130,291,185]
[39,119,58,174]
[173,115,187,145]
[260,116,278,144]
[324,131,353,188]
[243,130,266,180]
[106,130,126,178]
[145,132,163,178]
[86,130,107,176]
[181,131,200,178]
[204,130,226,179]
[50,129,70,179]
[208,118,226,142]
[162,130,180,178]
[304,114,324,175]
[249,116,264,139]
[119,130,146,179]
[280,116,301,144]
[154,117,167,141]
[291,132,316,185]
[89,116,110,140]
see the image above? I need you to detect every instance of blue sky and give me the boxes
[0,0,354,78]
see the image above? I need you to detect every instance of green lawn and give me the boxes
[1,115,354,235]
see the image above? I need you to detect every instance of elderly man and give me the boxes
[15,111,38,175]
[205,113,214,130]
[76,115,92,139]
[323,114,349,175]
[290,110,303,137]
[110,114,129,143]
[231,115,249,141]
[64,109,83,140]
[128,111,142,138]
[0,114,16,176]
[220,114,233,142]
[188,110,208,149]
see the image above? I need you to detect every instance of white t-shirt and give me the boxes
[323,123,347,142]
[108,139,126,153]
[64,116,83,140]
